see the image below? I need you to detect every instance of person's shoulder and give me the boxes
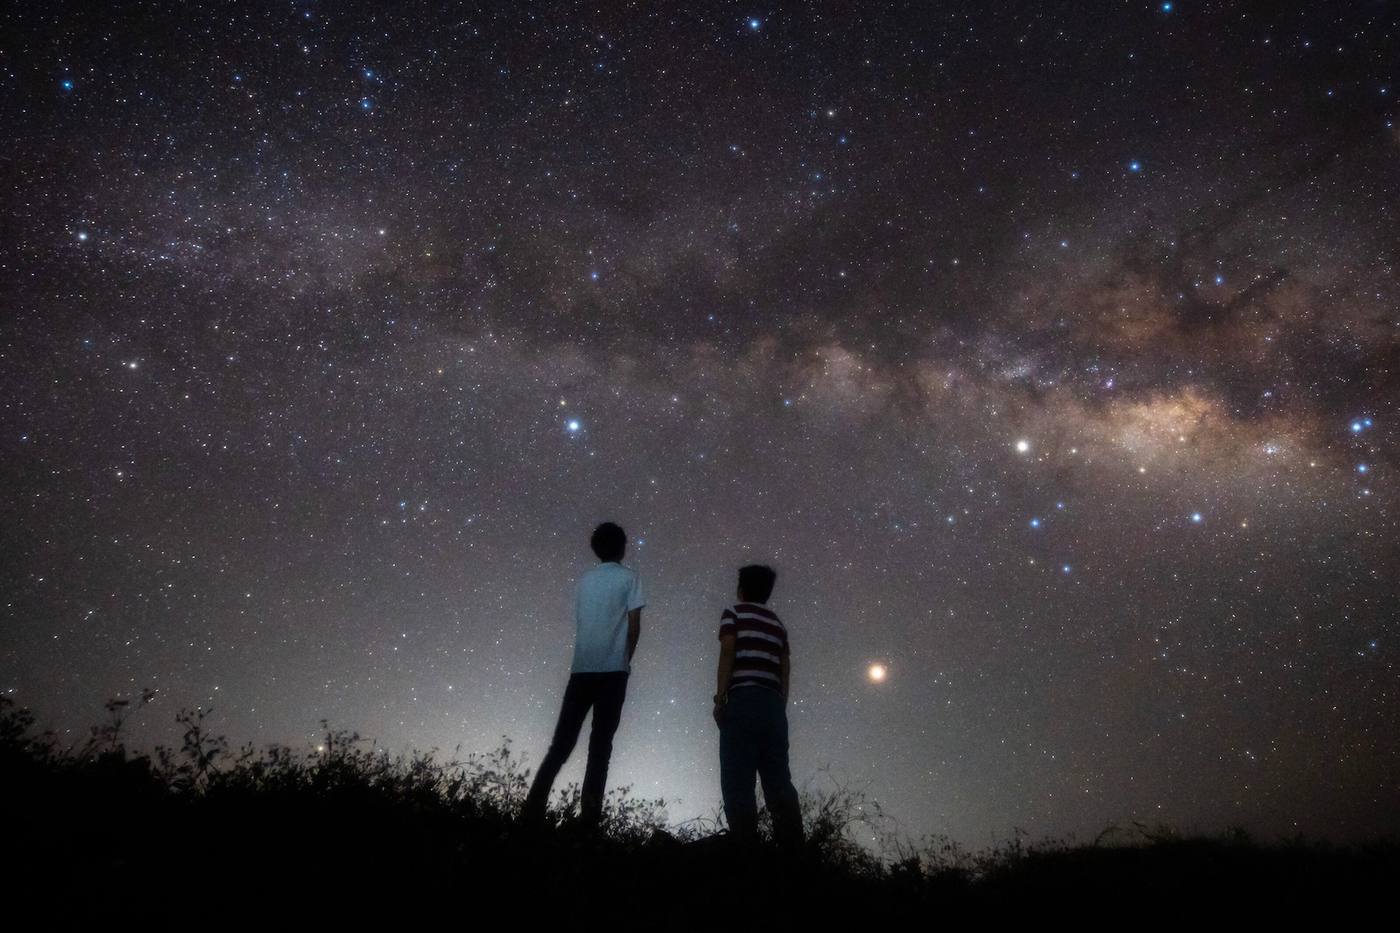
[596,562,638,588]
[577,563,614,588]
[610,562,638,581]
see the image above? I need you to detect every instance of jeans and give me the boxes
[719,686,804,849]
[523,671,629,825]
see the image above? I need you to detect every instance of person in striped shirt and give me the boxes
[713,564,804,850]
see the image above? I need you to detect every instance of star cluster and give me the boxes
[2,3,1397,844]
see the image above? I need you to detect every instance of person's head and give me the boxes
[590,522,627,562]
[737,564,777,604]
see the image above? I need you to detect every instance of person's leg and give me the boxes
[522,674,594,822]
[720,689,761,842]
[755,690,804,852]
[579,671,629,825]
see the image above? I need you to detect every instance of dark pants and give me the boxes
[523,671,629,825]
[719,686,804,850]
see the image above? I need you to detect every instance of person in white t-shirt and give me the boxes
[521,521,645,827]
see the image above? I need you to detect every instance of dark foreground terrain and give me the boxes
[3,696,1395,927]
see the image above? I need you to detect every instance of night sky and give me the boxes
[4,2,1398,847]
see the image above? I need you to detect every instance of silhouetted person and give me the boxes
[713,564,804,851]
[522,522,645,827]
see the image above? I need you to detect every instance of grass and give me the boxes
[2,694,1394,926]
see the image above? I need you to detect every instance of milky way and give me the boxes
[3,3,1397,845]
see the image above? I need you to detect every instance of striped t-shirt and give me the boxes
[719,602,790,694]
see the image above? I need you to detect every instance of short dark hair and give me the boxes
[738,564,777,603]
[590,522,627,561]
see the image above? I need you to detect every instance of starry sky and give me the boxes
[3,2,1398,846]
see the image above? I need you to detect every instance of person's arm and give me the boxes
[625,608,642,664]
[714,634,736,726]
[780,654,791,702]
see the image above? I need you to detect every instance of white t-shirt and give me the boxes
[571,562,646,672]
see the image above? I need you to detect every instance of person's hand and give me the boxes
[712,701,726,728]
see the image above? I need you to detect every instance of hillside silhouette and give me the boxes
[3,694,1394,927]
